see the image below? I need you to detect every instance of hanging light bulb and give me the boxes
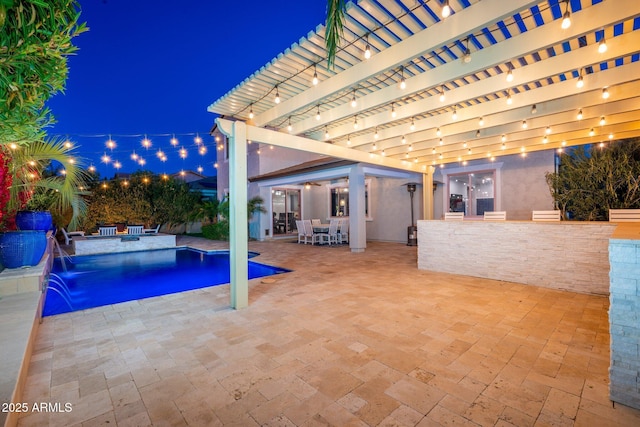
[506,89,513,105]
[439,85,445,102]
[436,127,442,137]
[351,90,357,107]
[543,135,548,143]
[347,135,351,145]
[439,138,444,145]
[410,118,415,131]
[170,135,179,146]
[531,104,537,114]
[106,136,116,150]
[325,127,330,139]
[522,120,528,129]
[131,151,139,161]
[452,108,457,120]
[442,0,451,18]
[576,70,584,88]
[475,130,480,138]
[478,117,484,126]
[194,134,203,145]
[399,66,406,89]
[381,149,386,156]
[462,38,471,63]
[432,147,436,154]
[609,133,614,139]
[249,104,254,119]
[312,66,319,86]
[274,86,281,104]
[602,87,610,99]
[372,142,377,150]
[316,105,321,121]
[374,127,379,139]
[468,148,472,155]
[141,136,152,149]
[353,116,358,129]
[463,141,468,148]
[600,116,606,126]
[179,147,188,159]
[391,103,396,118]
[546,126,552,134]
[502,142,507,150]
[364,34,371,60]
[589,128,595,136]
[401,135,406,144]
[101,153,111,164]
[501,134,507,142]
[598,37,608,53]
[577,108,583,120]
[287,117,293,132]
[561,0,571,29]
[506,67,514,82]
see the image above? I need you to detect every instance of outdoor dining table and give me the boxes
[312,224,330,233]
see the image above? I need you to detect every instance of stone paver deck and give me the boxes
[16,237,640,426]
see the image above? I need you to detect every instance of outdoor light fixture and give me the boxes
[561,0,571,29]
[106,137,116,150]
[381,149,386,156]
[316,105,321,120]
[353,116,358,129]
[462,38,471,63]
[531,104,537,114]
[287,117,292,132]
[501,134,506,142]
[141,136,152,149]
[602,87,610,99]
[410,118,415,131]
[543,135,548,143]
[463,141,468,148]
[374,127,379,139]
[506,67,514,82]
[478,117,484,126]
[502,142,507,150]
[506,90,513,105]
[439,86,445,102]
[312,66,319,85]
[351,90,357,107]
[452,108,457,120]
[546,126,552,134]
[432,147,436,154]
[391,103,396,118]
[436,127,442,137]
[475,130,480,138]
[364,34,371,60]
[590,128,595,136]
[346,135,351,145]
[441,0,451,18]
[372,142,377,150]
[325,127,330,139]
[576,71,584,88]
[598,37,608,53]
[399,66,406,89]
[600,116,606,126]
[439,138,443,145]
[577,108,583,120]
[274,86,281,104]
[522,120,528,129]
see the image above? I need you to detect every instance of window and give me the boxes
[448,171,496,216]
[328,180,371,219]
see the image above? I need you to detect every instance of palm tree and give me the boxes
[325,0,347,69]
[4,138,90,229]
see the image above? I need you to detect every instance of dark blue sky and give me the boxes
[47,0,327,178]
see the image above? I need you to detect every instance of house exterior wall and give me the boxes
[366,177,423,243]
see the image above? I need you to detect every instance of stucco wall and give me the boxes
[366,177,423,242]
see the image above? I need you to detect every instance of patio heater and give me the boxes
[404,182,421,246]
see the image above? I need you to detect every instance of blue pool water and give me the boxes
[43,248,290,316]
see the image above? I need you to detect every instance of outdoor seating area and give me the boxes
[294,218,349,246]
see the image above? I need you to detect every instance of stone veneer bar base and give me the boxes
[417,220,616,295]
[73,233,176,255]
[609,224,640,410]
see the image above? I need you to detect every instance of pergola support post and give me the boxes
[423,166,434,220]
[228,121,248,309]
[349,164,366,253]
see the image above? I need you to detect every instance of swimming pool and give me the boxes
[43,248,290,316]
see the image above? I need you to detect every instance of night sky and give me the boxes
[46,0,327,178]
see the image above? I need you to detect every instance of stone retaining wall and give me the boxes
[417,220,615,295]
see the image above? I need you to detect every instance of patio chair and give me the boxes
[609,209,640,222]
[532,210,561,221]
[338,219,349,243]
[302,220,320,245]
[127,225,144,235]
[61,227,84,245]
[483,211,507,221]
[143,224,160,234]
[444,212,464,220]
[98,226,117,236]
[317,219,340,245]
[295,220,305,243]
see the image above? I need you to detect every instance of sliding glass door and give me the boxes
[271,188,301,235]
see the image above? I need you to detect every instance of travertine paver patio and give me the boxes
[17,237,640,426]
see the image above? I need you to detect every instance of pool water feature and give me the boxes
[43,248,290,316]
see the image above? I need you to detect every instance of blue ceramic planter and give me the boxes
[15,210,53,231]
[0,231,47,268]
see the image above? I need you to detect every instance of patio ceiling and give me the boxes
[208,0,640,171]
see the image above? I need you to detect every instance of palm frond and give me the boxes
[325,0,346,70]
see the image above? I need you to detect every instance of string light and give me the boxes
[577,108,583,120]
[531,104,537,114]
[439,138,443,145]
[391,103,396,118]
[106,136,116,150]
[372,142,377,150]
[506,89,513,105]
[374,127,379,139]
[506,67,514,82]
[351,90,357,107]
[522,120,528,129]
[410,118,415,131]
[442,0,451,18]
[88,165,96,173]
[576,70,584,88]
[325,126,330,139]
[546,126,552,134]
[439,86,445,102]
[381,149,386,156]
[274,86,281,104]
[543,135,548,143]
[462,38,471,63]
[609,133,614,139]
[347,135,351,145]
[131,151,139,161]
[589,128,595,136]
[249,104,254,119]
[198,146,207,155]
[194,134,202,145]
[179,147,188,159]
[502,142,506,150]
[101,153,111,164]
[401,135,406,144]
[501,134,507,142]
[141,136,152,149]
[316,105,321,121]
[287,117,293,132]
[138,158,146,166]
[312,65,319,85]
[602,87,610,99]
[599,116,606,126]
[598,37,608,53]
[364,34,371,60]
[432,147,436,154]
[353,116,358,129]
[561,0,571,29]
[436,127,442,137]
[170,135,179,146]
[452,108,457,120]
[197,166,204,173]
[399,66,406,89]
[478,117,484,126]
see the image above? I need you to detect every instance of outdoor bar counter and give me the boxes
[417,219,616,295]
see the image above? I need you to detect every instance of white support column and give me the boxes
[348,164,366,253]
[228,121,248,309]
[423,167,434,220]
